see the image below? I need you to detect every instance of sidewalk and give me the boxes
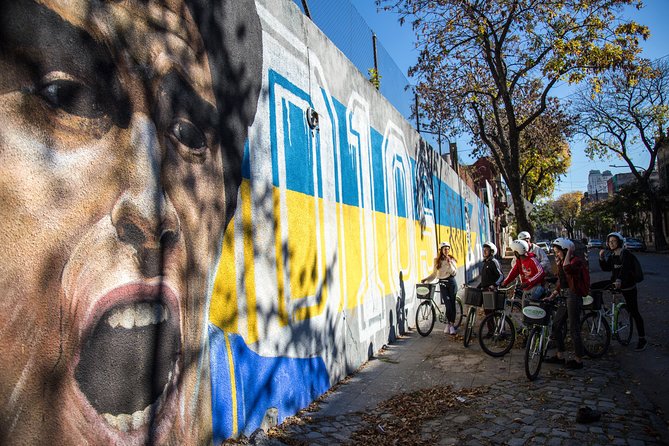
[254,328,668,445]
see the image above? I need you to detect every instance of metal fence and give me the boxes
[292,0,414,121]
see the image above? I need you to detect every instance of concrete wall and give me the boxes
[0,0,490,443]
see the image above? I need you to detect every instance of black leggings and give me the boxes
[552,291,585,357]
[591,280,645,338]
[439,278,457,323]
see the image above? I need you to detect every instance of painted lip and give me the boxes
[71,281,182,445]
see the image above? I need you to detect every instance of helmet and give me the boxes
[510,239,529,256]
[607,232,624,244]
[517,231,531,241]
[439,241,451,249]
[551,237,574,251]
[482,241,498,256]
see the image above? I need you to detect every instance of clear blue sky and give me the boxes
[352,0,669,199]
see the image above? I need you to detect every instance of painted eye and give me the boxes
[38,79,105,119]
[170,119,206,153]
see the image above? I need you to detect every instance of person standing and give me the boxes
[544,238,588,369]
[479,241,504,332]
[591,232,647,351]
[422,242,459,335]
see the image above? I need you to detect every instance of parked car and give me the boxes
[624,238,646,251]
[587,239,603,249]
[536,241,550,254]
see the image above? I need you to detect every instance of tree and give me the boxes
[377,0,649,233]
[573,59,669,249]
[551,192,583,239]
[576,200,616,239]
[529,200,558,239]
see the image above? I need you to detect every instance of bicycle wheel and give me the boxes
[525,327,544,381]
[453,298,464,329]
[415,301,435,337]
[615,304,633,346]
[464,307,476,347]
[580,312,611,358]
[478,313,515,357]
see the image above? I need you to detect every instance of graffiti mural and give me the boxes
[0,0,489,443]
[0,0,261,443]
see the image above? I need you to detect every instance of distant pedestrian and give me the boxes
[422,242,458,335]
[591,232,647,351]
[543,238,587,369]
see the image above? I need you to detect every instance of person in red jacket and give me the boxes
[543,238,588,369]
[501,239,546,304]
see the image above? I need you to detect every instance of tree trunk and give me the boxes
[649,195,668,251]
[507,176,533,234]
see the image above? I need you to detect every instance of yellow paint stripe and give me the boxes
[209,220,238,332]
[224,333,238,436]
[241,182,259,344]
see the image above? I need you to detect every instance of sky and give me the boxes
[351,0,669,199]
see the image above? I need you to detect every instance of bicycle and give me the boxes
[415,282,464,337]
[523,298,562,381]
[477,284,524,357]
[580,285,633,356]
[462,286,483,347]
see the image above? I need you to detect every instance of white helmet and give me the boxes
[551,237,574,251]
[482,241,497,256]
[510,239,529,256]
[517,231,531,241]
[607,232,624,244]
[439,241,451,249]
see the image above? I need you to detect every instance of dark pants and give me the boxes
[439,278,457,323]
[591,280,645,337]
[552,290,585,358]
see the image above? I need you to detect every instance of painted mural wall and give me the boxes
[0,0,490,444]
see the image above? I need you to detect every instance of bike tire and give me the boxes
[580,312,611,358]
[464,307,476,347]
[478,313,515,357]
[415,301,435,337]
[525,327,544,381]
[453,297,464,330]
[615,304,634,346]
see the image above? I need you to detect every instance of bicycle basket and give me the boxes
[416,283,435,300]
[582,290,602,310]
[522,304,550,326]
[463,287,483,307]
[482,291,505,310]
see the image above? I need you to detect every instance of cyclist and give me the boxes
[422,242,459,335]
[478,241,504,334]
[518,231,551,273]
[543,238,587,369]
[591,232,647,351]
[501,240,546,305]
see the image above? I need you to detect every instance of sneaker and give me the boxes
[544,355,566,365]
[635,338,647,351]
[565,359,584,370]
[444,324,450,334]
[449,325,457,335]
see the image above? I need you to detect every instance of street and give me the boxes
[589,250,669,422]
[235,251,669,446]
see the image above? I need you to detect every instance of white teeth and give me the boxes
[106,303,168,329]
[103,405,152,432]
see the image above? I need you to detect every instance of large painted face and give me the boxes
[0,0,247,443]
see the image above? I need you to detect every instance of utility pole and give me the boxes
[301,0,312,19]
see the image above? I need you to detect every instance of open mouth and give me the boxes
[75,285,181,433]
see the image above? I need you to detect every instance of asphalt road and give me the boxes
[587,249,669,425]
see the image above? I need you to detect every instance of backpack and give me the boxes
[626,250,644,283]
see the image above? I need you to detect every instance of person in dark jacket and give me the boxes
[544,238,588,369]
[478,241,504,333]
[591,232,647,351]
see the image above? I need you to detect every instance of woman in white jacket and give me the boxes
[422,242,459,335]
